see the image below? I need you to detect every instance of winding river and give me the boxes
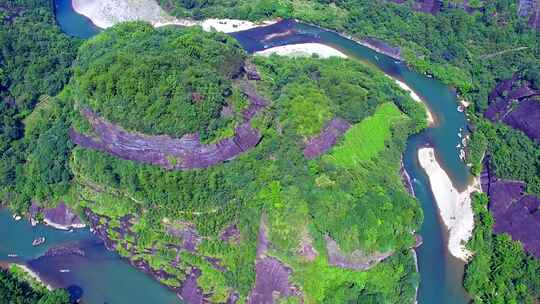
[0,2,473,303]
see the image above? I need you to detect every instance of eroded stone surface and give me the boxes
[248,216,301,304]
[482,156,540,258]
[325,235,393,270]
[486,75,540,143]
[70,81,268,170]
[303,117,351,159]
[42,202,85,230]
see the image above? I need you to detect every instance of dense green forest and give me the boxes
[73,22,246,138]
[465,193,540,303]
[158,0,540,188]
[155,2,540,301]
[0,266,70,304]
[12,22,425,302]
[0,0,79,212]
[1,0,539,303]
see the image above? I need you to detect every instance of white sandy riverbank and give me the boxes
[391,77,435,126]
[72,0,276,32]
[14,264,53,291]
[418,147,480,261]
[43,218,86,231]
[255,43,348,59]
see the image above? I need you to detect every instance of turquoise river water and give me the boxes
[0,3,473,303]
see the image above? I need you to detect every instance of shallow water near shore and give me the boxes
[0,209,180,303]
[0,3,472,303]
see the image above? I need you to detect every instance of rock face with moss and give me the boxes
[32,22,427,303]
[486,74,540,143]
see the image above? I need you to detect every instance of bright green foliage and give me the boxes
[0,267,70,304]
[464,193,540,303]
[0,0,78,212]
[0,16,427,303]
[73,22,246,139]
[471,119,540,195]
[57,24,424,302]
[326,103,405,167]
[280,83,332,137]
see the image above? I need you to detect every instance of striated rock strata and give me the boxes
[303,117,351,159]
[70,79,268,170]
[481,156,540,258]
[485,74,540,143]
[248,217,302,304]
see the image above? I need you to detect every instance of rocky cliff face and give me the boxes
[485,74,540,143]
[389,0,443,15]
[481,156,540,259]
[30,202,85,230]
[519,0,540,28]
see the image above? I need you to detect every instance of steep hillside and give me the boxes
[25,22,427,303]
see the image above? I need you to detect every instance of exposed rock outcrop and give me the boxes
[324,235,393,270]
[41,202,85,230]
[220,224,240,244]
[519,0,540,28]
[400,158,415,196]
[70,74,269,171]
[390,0,443,15]
[485,75,540,143]
[361,37,403,60]
[165,222,202,252]
[303,117,351,159]
[248,217,302,304]
[481,156,540,258]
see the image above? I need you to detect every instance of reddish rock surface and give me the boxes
[303,117,351,159]
[390,0,443,14]
[324,235,393,270]
[220,224,240,244]
[70,82,268,170]
[482,156,540,258]
[485,75,540,143]
[179,268,204,304]
[361,37,403,60]
[248,217,301,304]
[165,223,202,252]
[42,202,85,229]
[488,180,540,258]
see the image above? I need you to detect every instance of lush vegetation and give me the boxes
[471,119,540,195]
[73,22,246,139]
[0,266,70,304]
[10,22,424,302]
[464,193,540,303]
[0,0,79,212]
[159,0,540,187]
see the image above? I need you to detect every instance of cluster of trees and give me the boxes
[73,22,246,139]
[473,119,540,195]
[0,268,70,304]
[153,1,540,301]
[54,23,425,302]
[464,193,540,302]
[0,0,79,212]
[159,0,540,185]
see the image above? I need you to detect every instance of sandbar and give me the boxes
[255,43,348,59]
[418,147,480,261]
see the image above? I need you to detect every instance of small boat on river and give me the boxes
[59,269,70,273]
[32,237,46,246]
[7,254,18,257]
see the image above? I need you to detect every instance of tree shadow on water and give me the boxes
[66,284,83,302]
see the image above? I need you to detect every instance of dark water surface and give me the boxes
[53,0,99,39]
[0,3,471,303]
